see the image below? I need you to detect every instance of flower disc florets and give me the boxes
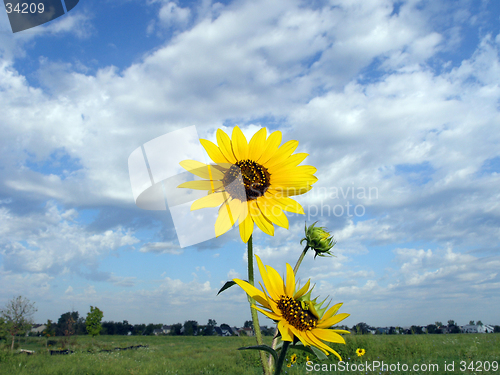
[277,295,318,331]
[222,159,271,201]
[301,222,336,258]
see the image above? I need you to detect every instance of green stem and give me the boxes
[268,244,310,369]
[274,341,291,375]
[247,235,271,375]
[293,245,310,275]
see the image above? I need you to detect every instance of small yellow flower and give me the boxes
[291,353,297,364]
[178,126,317,242]
[356,348,366,357]
[306,355,310,362]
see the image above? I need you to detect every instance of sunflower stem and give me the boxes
[268,244,310,369]
[274,340,291,375]
[293,245,310,274]
[247,235,272,375]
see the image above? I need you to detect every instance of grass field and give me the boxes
[0,333,499,375]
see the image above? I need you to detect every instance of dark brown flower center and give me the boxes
[222,159,271,201]
[277,295,318,331]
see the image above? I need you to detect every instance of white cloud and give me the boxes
[0,202,139,275]
[140,242,183,254]
[0,0,498,327]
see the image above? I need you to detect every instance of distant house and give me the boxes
[31,324,47,335]
[238,327,254,336]
[153,325,172,335]
[214,324,235,336]
[462,324,494,333]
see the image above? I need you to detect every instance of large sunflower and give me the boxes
[233,255,350,361]
[177,126,317,242]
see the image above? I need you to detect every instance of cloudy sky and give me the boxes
[0,0,499,329]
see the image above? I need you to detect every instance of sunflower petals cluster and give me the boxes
[178,126,317,242]
[234,255,349,361]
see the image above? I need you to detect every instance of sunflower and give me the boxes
[290,353,297,364]
[233,255,350,361]
[177,126,317,242]
[356,348,366,357]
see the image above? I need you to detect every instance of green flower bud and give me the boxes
[301,222,336,258]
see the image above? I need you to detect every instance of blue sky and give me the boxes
[1,0,499,329]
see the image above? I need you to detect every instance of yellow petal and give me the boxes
[271,165,317,179]
[248,128,267,161]
[268,153,308,174]
[256,198,289,229]
[271,175,318,185]
[258,130,282,164]
[215,199,242,237]
[322,303,344,321]
[177,180,223,192]
[304,330,337,357]
[263,193,304,215]
[238,212,254,243]
[249,201,274,236]
[317,313,350,329]
[265,140,299,168]
[253,306,281,321]
[255,255,280,300]
[288,325,310,347]
[285,263,295,297]
[233,279,269,307]
[311,328,346,344]
[265,264,286,297]
[191,192,228,211]
[180,160,225,180]
[200,139,229,164]
[268,185,313,198]
[294,279,311,299]
[278,320,293,342]
[217,129,236,163]
[231,126,249,161]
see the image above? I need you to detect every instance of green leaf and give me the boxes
[289,343,328,361]
[238,345,278,363]
[217,281,236,295]
[310,346,329,361]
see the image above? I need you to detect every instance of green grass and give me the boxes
[0,334,499,375]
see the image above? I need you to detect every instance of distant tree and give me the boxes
[42,319,56,347]
[477,320,483,326]
[0,296,37,350]
[447,320,455,327]
[85,306,104,338]
[426,324,439,334]
[261,326,275,336]
[183,320,198,336]
[56,311,79,336]
[388,326,396,335]
[411,325,423,334]
[469,320,475,325]
[203,319,217,336]
[435,321,443,328]
[144,323,158,335]
[494,326,500,333]
[169,323,182,336]
[353,322,370,334]
[244,320,253,328]
[0,317,8,341]
[132,323,146,335]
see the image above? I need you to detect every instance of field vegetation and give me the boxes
[0,333,498,374]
